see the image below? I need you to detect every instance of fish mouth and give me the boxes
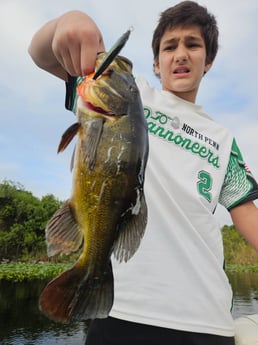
[84,100,116,116]
[77,76,116,116]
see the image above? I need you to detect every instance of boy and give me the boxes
[29,1,258,344]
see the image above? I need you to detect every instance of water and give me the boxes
[0,280,87,345]
[228,271,258,319]
[0,273,257,344]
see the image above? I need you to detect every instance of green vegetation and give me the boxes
[0,180,257,281]
[0,180,62,261]
[0,262,71,282]
[222,224,258,267]
[225,264,258,273]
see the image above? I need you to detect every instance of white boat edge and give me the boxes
[234,314,258,345]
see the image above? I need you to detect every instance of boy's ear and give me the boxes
[204,61,213,74]
[153,60,160,76]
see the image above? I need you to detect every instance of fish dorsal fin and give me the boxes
[58,122,81,153]
[113,194,147,263]
[46,201,83,257]
[82,118,104,171]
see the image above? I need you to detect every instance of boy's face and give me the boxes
[154,25,212,103]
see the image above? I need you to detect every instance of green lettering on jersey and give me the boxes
[144,107,220,169]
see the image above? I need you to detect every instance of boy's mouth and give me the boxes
[173,66,190,74]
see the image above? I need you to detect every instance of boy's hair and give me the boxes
[152,1,219,65]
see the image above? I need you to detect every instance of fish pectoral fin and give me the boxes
[58,122,81,153]
[46,201,83,257]
[83,118,104,171]
[113,194,148,263]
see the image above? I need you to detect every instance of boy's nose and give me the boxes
[175,45,188,63]
[175,55,188,63]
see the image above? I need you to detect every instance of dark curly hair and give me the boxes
[152,1,219,65]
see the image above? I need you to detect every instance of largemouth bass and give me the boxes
[39,53,149,323]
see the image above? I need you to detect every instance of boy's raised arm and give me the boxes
[28,10,105,80]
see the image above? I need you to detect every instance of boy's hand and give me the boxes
[52,11,105,77]
[29,11,105,80]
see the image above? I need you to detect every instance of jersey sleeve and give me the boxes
[219,138,258,210]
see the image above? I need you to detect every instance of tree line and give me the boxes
[0,180,61,261]
[0,180,257,264]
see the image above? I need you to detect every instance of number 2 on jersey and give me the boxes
[197,170,212,202]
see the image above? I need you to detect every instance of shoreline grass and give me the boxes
[0,262,71,282]
[0,262,257,282]
[225,264,258,273]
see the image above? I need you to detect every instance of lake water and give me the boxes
[0,272,257,344]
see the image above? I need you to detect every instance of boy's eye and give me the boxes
[163,45,176,51]
[188,43,201,48]
[186,39,203,49]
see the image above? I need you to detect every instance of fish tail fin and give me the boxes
[39,262,113,323]
[39,265,84,323]
[70,262,114,321]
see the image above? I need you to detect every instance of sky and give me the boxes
[0,0,258,226]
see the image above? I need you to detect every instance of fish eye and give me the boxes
[129,85,136,93]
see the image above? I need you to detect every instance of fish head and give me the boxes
[77,54,138,117]
[95,52,133,75]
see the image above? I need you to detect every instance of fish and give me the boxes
[38,53,149,323]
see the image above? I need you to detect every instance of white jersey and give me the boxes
[65,75,258,337]
[109,77,258,336]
